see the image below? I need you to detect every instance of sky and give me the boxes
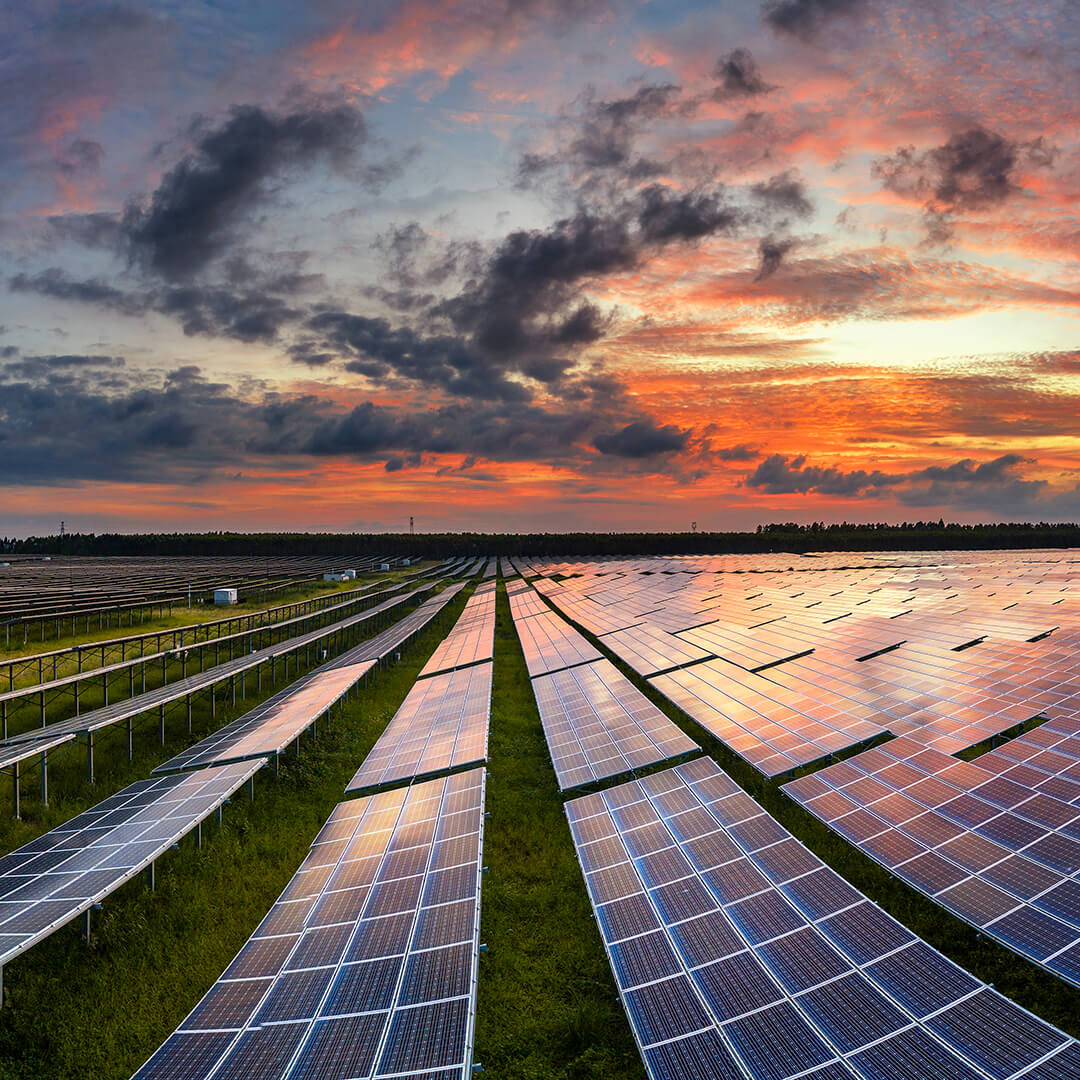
[2,0,1079,536]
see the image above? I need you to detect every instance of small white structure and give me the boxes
[214,588,238,606]
[324,569,358,582]
[401,558,412,566]
[379,562,391,572]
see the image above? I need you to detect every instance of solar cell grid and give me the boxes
[565,756,1079,1080]
[132,768,485,1080]
[531,659,698,790]
[346,663,491,793]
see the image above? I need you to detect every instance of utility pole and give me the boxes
[691,521,697,533]
[409,516,414,535]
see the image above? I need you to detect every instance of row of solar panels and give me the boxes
[130,583,500,1076]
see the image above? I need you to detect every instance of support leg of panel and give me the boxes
[273,752,279,777]
[40,752,48,807]
[248,776,255,802]
[159,704,166,746]
[216,806,222,827]
[186,695,192,735]
[127,718,133,761]
[87,732,95,785]
[146,861,155,891]
[196,821,202,849]
[11,762,18,821]
[83,908,91,944]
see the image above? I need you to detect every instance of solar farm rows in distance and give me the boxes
[0,553,418,635]
[507,579,700,791]
[567,756,1080,1080]
[527,550,1073,776]
[133,769,487,1080]
[156,584,468,775]
[0,578,418,729]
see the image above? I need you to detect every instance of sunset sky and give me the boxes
[2,0,1079,535]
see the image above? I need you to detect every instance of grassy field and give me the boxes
[1,568,1079,1080]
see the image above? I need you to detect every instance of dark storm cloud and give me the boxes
[746,453,901,495]
[763,0,865,39]
[303,311,530,401]
[123,102,369,279]
[517,83,682,181]
[751,170,814,220]
[10,269,300,344]
[593,419,688,457]
[712,49,775,100]
[0,360,688,485]
[744,451,1070,514]
[873,128,1057,244]
[754,236,799,281]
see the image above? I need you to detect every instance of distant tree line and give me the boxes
[3,522,1080,558]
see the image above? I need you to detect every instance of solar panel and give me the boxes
[132,768,485,1080]
[154,657,377,774]
[566,756,1079,1080]
[418,588,496,680]
[0,759,264,968]
[600,623,714,677]
[532,659,698,790]
[346,663,491,794]
[511,609,601,678]
[782,724,1080,989]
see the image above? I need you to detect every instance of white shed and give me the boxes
[214,588,238,605]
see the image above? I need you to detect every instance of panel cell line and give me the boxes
[417,586,496,680]
[511,605,602,679]
[566,756,1080,1080]
[532,659,699,791]
[132,768,486,1080]
[0,758,264,971]
[346,663,492,794]
[649,661,885,777]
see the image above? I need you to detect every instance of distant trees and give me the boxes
[4,522,1080,558]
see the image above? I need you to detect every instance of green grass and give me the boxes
[0,581,468,1080]
[474,580,643,1079]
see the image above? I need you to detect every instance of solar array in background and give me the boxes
[418,583,495,680]
[509,582,699,789]
[0,760,264,967]
[154,582,465,775]
[528,552,1074,776]
[567,756,1080,1080]
[0,582,440,751]
[133,769,486,1080]
[346,663,492,794]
